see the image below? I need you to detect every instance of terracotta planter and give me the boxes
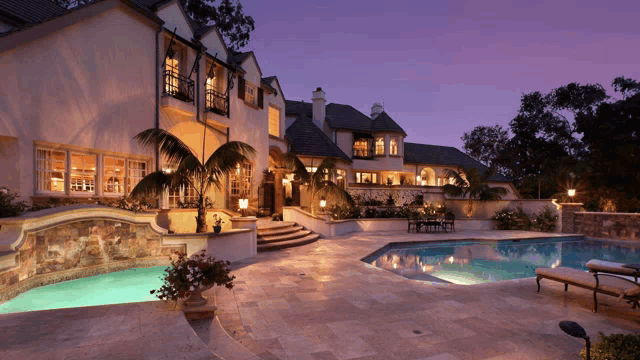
[213,225,221,233]
[184,285,213,307]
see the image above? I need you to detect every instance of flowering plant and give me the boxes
[150,250,235,303]
[212,214,224,227]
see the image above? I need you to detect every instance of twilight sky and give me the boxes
[240,0,640,150]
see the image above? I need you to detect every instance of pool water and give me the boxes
[0,266,168,314]
[365,237,640,285]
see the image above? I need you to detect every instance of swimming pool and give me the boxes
[0,266,168,314]
[364,237,640,285]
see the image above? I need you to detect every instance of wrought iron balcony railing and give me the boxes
[353,148,374,159]
[205,88,229,116]
[163,70,194,104]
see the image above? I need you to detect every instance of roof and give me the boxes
[232,51,252,64]
[285,115,351,162]
[284,100,406,135]
[371,111,406,135]
[403,142,510,182]
[0,0,67,27]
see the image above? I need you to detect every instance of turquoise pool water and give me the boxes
[365,237,640,285]
[0,266,168,314]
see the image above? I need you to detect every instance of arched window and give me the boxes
[420,167,436,186]
[390,138,398,155]
[375,137,384,155]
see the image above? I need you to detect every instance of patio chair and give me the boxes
[443,213,455,232]
[407,217,422,233]
[535,264,640,312]
[423,216,444,233]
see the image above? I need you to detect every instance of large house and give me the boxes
[0,0,518,218]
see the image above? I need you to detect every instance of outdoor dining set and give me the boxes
[407,213,455,233]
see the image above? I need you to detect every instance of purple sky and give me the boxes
[240,0,640,150]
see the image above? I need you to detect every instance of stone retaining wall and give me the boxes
[573,212,640,240]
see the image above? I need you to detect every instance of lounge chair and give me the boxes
[535,262,640,312]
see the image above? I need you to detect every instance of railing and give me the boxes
[163,70,194,104]
[352,148,374,159]
[205,88,229,116]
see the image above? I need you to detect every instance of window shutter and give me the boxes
[258,88,264,109]
[238,77,245,100]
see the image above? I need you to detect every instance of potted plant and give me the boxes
[150,250,235,308]
[212,214,223,233]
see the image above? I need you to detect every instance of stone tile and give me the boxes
[277,335,329,357]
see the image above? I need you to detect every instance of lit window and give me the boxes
[305,167,318,173]
[127,160,147,194]
[70,153,96,193]
[103,157,125,194]
[375,138,384,155]
[269,106,280,137]
[245,83,256,105]
[353,139,370,157]
[36,149,65,193]
[356,172,377,184]
[165,58,179,95]
[231,163,252,196]
[390,138,398,155]
[336,169,346,188]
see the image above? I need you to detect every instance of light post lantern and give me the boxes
[559,321,590,360]
[320,197,327,211]
[239,198,248,216]
[568,189,576,199]
[416,175,421,185]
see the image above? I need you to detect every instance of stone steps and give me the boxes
[257,233,320,252]
[258,230,312,244]
[257,225,303,237]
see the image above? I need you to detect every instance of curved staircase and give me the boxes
[257,221,319,252]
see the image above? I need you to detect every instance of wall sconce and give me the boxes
[568,189,576,198]
[416,175,421,183]
[320,197,327,211]
[239,198,248,216]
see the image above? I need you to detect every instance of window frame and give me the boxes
[390,137,398,155]
[268,105,280,137]
[69,152,97,195]
[35,148,66,195]
[355,171,378,184]
[127,159,148,194]
[245,81,257,106]
[103,156,126,196]
[375,137,385,155]
[231,162,253,197]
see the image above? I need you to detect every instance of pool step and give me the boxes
[257,222,319,252]
[258,233,320,252]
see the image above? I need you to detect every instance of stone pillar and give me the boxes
[230,216,258,257]
[274,169,285,214]
[559,203,583,233]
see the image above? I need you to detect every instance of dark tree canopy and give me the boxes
[462,76,640,209]
[51,0,255,51]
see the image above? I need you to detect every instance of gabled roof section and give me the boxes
[403,143,510,182]
[0,0,67,27]
[370,111,406,135]
[285,115,351,162]
[284,100,312,117]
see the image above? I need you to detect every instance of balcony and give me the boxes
[205,88,229,117]
[163,70,194,104]
[353,148,374,159]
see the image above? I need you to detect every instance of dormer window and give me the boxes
[245,82,256,105]
[390,137,398,155]
[375,137,385,155]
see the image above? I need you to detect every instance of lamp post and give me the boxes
[568,189,576,199]
[239,198,248,217]
[320,197,327,212]
[559,321,590,360]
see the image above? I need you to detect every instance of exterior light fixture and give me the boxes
[320,197,327,210]
[282,178,290,185]
[163,168,172,174]
[239,198,248,216]
[559,321,590,360]
[416,175,421,183]
[568,189,576,198]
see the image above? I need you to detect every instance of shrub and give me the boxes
[493,208,518,230]
[0,188,27,218]
[364,207,378,218]
[385,194,395,206]
[582,332,640,360]
[329,204,361,220]
[398,205,421,219]
[151,250,235,305]
[409,194,424,206]
[514,206,532,230]
[532,206,558,232]
[271,213,283,221]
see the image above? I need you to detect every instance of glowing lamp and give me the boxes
[163,168,172,174]
[320,197,327,210]
[416,175,421,182]
[239,198,248,209]
[568,189,576,198]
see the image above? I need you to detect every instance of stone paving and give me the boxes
[198,230,640,360]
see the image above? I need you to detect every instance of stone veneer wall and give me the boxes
[573,212,640,240]
[0,218,185,303]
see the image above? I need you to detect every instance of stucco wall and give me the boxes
[154,208,234,233]
[0,7,157,200]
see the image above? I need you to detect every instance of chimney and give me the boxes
[311,87,326,130]
[370,102,383,119]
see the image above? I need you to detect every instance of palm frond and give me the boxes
[310,157,338,190]
[315,182,354,206]
[283,152,310,184]
[129,171,180,199]
[442,184,464,198]
[203,141,255,192]
[175,154,206,183]
[444,167,468,188]
[135,129,196,167]
[478,186,508,201]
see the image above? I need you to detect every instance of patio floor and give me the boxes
[0,230,638,360]
[199,230,640,360]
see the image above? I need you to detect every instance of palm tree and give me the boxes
[283,153,353,214]
[442,166,508,218]
[130,128,255,233]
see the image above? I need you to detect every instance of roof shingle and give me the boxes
[0,0,67,26]
[285,115,351,162]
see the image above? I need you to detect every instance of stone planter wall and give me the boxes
[573,212,640,240]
